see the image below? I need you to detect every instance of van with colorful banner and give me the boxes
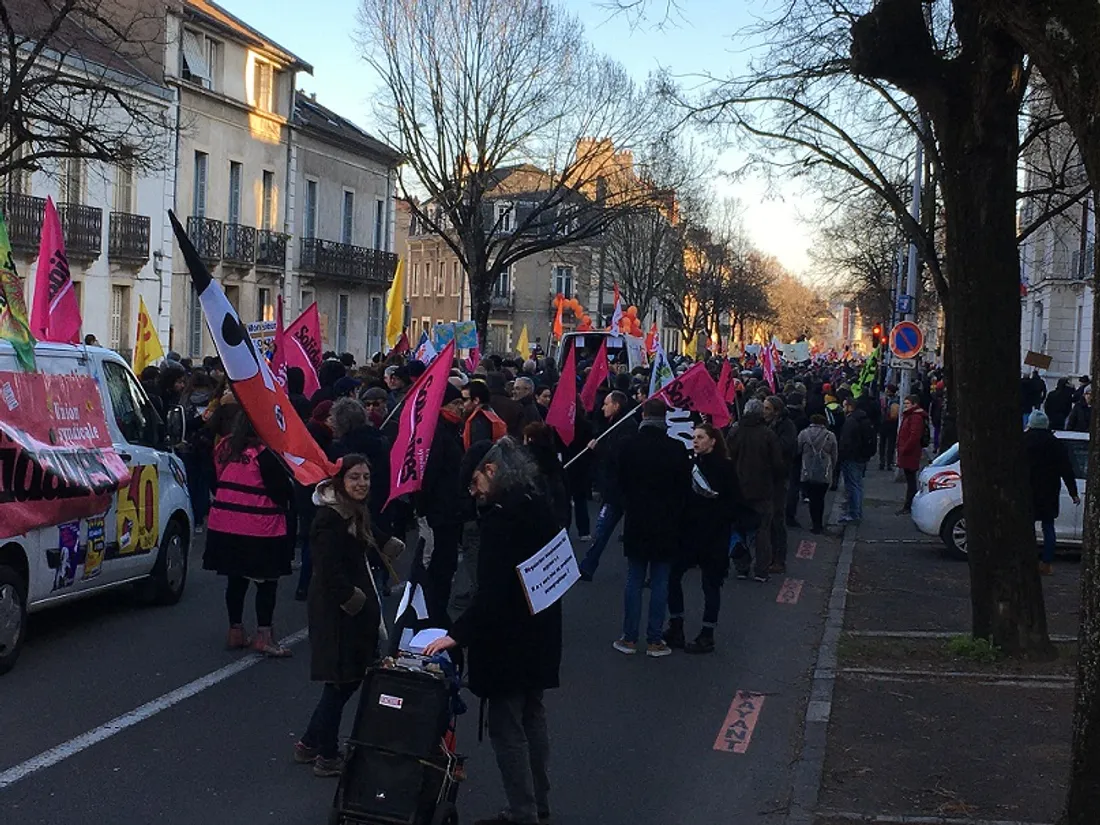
[0,341,194,675]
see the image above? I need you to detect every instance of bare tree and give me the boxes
[358,0,681,345]
[0,0,171,181]
[603,206,683,322]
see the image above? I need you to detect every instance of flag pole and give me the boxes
[563,403,642,469]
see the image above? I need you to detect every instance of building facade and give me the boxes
[290,92,400,360]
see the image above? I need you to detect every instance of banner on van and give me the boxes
[0,371,131,539]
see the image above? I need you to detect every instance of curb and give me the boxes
[786,493,856,825]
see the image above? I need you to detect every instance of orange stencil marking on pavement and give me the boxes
[796,540,817,559]
[776,578,804,604]
[713,691,766,753]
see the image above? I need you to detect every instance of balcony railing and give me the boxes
[299,237,398,285]
[186,215,223,261]
[223,223,256,265]
[256,229,287,269]
[490,291,514,311]
[108,212,150,262]
[57,202,103,259]
[0,193,45,251]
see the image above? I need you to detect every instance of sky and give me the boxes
[218,0,814,276]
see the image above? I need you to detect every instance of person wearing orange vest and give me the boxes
[461,380,507,450]
[204,409,296,657]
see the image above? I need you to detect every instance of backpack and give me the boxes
[803,438,828,484]
[825,406,838,430]
[858,416,877,461]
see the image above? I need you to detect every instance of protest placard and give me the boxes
[515,529,580,614]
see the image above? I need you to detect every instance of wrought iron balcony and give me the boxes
[256,230,288,269]
[108,212,150,262]
[0,193,45,251]
[186,215,223,261]
[298,237,399,286]
[57,202,102,259]
[490,291,514,311]
[223,223,256,266]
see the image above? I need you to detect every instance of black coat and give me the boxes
[838,408,871,462]
[1044,386,1075,430]
[617,422,691,563]
[415,416,466,528]
[1024,429,1078,521]
[1067,400,1092,434]
[680,451,738,575]
[769,412,799,473]
[450,491,563,698]
[307,503,384,684]
[592,412,638,507]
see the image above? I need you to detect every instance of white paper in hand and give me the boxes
[408,628,448,653]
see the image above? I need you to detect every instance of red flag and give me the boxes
[644,322,659,354]
[385,339,456,508]
[393,331,410,354]
[30,197,81,343]
[169,211,337,486]
[653,362,731,429]
[273,300,322,398]
[717,358,737,404]
[580,337,609,412]
[546,342,577,445]
[552,300,564,340]
[465,345,481,373]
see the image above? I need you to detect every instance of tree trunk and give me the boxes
[938,311,958,454]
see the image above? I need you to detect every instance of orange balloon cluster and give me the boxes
[617,304,643,337]
[553,293,592,330]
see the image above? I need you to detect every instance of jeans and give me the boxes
[225,576,277,626]
[734,499,774,577]
[301,681,361,759]
[668,560,724,627]
[803,482,828,530]
[486,690,551,825]
[841,461,866,521]
[622,558,670,644]
[879,429,896,469]
[771,482,789,566]
[1039,519,1056,563]
[578,503,623,577]
[903,469,918,510]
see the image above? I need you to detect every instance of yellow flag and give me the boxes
[516,324,529,356]
[385,259,405,349]
[133,296,164,374]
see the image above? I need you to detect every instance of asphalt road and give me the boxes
[0,504,841,825]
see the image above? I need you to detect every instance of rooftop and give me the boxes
[182,0,313,72]
[293,91,401,165]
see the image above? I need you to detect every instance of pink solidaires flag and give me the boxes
[579,336,609,413]
[272,297,322,398]
[717,358,737,404]
[385,339,456,508]
[761,343,777,392]
[30,197,81,343]
[653,361,731,429]
[546,342,577,445]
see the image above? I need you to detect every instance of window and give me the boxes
[193,151,208,217]
[62,155,83,204]
[224,284,240,315]
[109,285,131,352]
[553,265,574,299]
[368,294,383,355]
[188,286,203,356]
[495,202,513,233]
[493,266,511,298]
[424,263,432,297]
[410,318,419,338]
[342,190,355,245]
[258,287,274,323]
[375,199,385,250]
[261,170,274,230]
[411,263,420,296]
[228,161,242,225]
[452,261,460,296]
[437,262,446,296]
[336,293,350,353]
[180,29,211,88]
[420,317,431,339]
[304,180,318,239]
[300,289,314,311]
[114,150,135,213]
[205,37,221,91]
[252,58,274,112]
[103,361,155,447]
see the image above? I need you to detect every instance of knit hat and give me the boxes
[1027,409,1050,430]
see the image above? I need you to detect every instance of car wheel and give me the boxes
[940,507,968,560]
[147,519,189,605]
[0,564,28,676]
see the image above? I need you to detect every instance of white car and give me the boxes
[911,433,1089,559]
[0,342,194,675]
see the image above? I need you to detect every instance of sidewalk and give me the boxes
[810,467,1079,825]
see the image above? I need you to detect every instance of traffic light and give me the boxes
[871,322,883,345]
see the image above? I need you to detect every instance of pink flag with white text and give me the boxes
[385,339,456,508]
[579,337,609,413]
[546,342,577,445]
[30,197,81,344]
[273,299,322,398]
[654,361,731,429]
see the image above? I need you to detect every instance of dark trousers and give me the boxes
[566,472,591,536]
[302,681,361,759]
[803,482,829,530]
[225,576,277,626]
[183,453,211,527]
[423,523,463,626]
[903,469,918,510]
[785,461,801,522]
[487,691,551,824]
[770,482,789,565]
[879,429,897,469]
[735,499,774,577]
[668,559,724,627]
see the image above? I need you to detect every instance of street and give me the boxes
[1,504,841,825]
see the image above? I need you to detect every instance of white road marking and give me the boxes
[0,628,308,791]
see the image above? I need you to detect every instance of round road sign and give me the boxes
[889,322,923,359]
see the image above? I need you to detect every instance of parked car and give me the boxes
[911,433,1089,559]
[0,341,193,675]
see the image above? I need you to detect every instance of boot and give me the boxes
[663,617,686,649]
[685,628,715,654]
[226,624,251,650]
[252,627,293,658]
[1038,562,1054,576]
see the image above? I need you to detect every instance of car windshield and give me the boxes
[931,443,960,466]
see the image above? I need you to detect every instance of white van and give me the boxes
[0,342,193,674]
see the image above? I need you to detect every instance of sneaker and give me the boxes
[612,638,637,655]
[685,633,715,654]
[768,563,786,575]
[735,571,750,581]
[313,755,344,778]
[294,741,320,764]
[753,574,770,583]
[252,627,293,658]
[646,641,673,658]
[578,534,592,542]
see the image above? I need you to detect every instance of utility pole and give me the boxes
[899,126,923,401]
